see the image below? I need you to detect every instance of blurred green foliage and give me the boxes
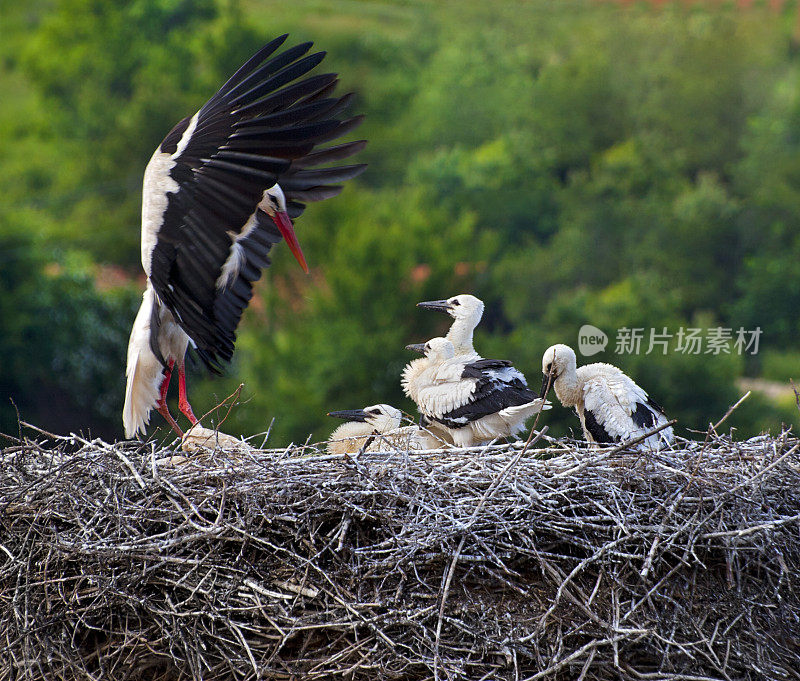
[1,0,798,442]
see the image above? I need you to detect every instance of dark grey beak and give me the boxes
[417,299,452,314]
[327,409,368,422]
[405,343,426,355]
[539,372,554,399]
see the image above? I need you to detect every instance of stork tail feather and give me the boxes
[123,287,167,438]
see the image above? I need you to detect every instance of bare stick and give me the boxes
[711,391,751,432]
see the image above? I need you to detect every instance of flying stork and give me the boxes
[540,344,673,449]
[403,337,550,447]
[327,404,447,455]
[417,294,484,358]
[123,35,366,439]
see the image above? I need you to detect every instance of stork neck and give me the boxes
[446,318,476,355]
[554,369,581,408]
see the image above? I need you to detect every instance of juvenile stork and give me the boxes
[417,294,484,358]
[540,344,673,449]
[403,337,549,447]
[327,404,447,455]
[123,34,366,438]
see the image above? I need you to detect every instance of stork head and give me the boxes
[405,336,456,361]
[417,294,484,325]
[264,184,308,273]
[327,404,402,432]
[540,344,576,398]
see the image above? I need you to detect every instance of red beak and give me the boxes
[272,210,309,274]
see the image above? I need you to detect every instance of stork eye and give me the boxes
[451,299,461,306]
[545,363,552,373]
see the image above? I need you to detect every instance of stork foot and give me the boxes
[157,402,184,437]
[178,363,199,425]
[179,399,198,425]
[156,359,183,437]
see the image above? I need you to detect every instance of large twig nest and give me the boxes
[1,427,799,680]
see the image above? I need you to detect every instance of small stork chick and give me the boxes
[404,338,549,447]
[327,404,446,455]
[181,424,250,454]
[540,344,673,449]
[417,294,484,357]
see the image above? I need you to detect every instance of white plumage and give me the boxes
[417,294,484,358]
[124,284,192,438]
[326,404,446,455]
[540,344,673,449]
[403,337,549,447]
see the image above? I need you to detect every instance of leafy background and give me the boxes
[1,0,799,444]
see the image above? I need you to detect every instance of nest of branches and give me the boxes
[1,422,799,681]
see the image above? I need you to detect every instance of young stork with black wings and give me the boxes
[403,337,550,447]
[123,35,366,439]
[540,344,673,449]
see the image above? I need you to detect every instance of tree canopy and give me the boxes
[1,0,798,442]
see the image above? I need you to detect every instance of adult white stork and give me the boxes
[403,337,549,447]
[540,344,673,449]
[326,404,447,455]
[416,294,484,358]
[123,34,366,439]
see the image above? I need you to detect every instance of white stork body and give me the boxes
[123,34,366,438]
[327,405,446,455]
[540,344,673,449]
[403,338,549,447]
[417,294,484,358]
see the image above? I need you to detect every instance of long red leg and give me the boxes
[178,363,198,425]
[156,360,183,437]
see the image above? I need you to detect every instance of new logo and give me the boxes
[578,325,608,356]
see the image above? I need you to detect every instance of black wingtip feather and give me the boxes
[297,78,340,105]
[291,140,368,168]
[218,34,290,92]
[306,93,355,123]
[311,115,364,145]
[279,164,366,190]
[231,52,327,109]
[234,73,339,118]
[234,98,340,129]
[287,186,343,202]
[222,41,315,104]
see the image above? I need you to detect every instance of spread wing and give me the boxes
[145,34,366,371]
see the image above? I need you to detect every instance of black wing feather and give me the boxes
[210,34,289,97]
[583,408,615,444]
[291,140,367,169]
[232,53,328,113]
[460,359,513,379]
[222,42,313,104]
[431,360,537,429]
[631,402,658,430]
